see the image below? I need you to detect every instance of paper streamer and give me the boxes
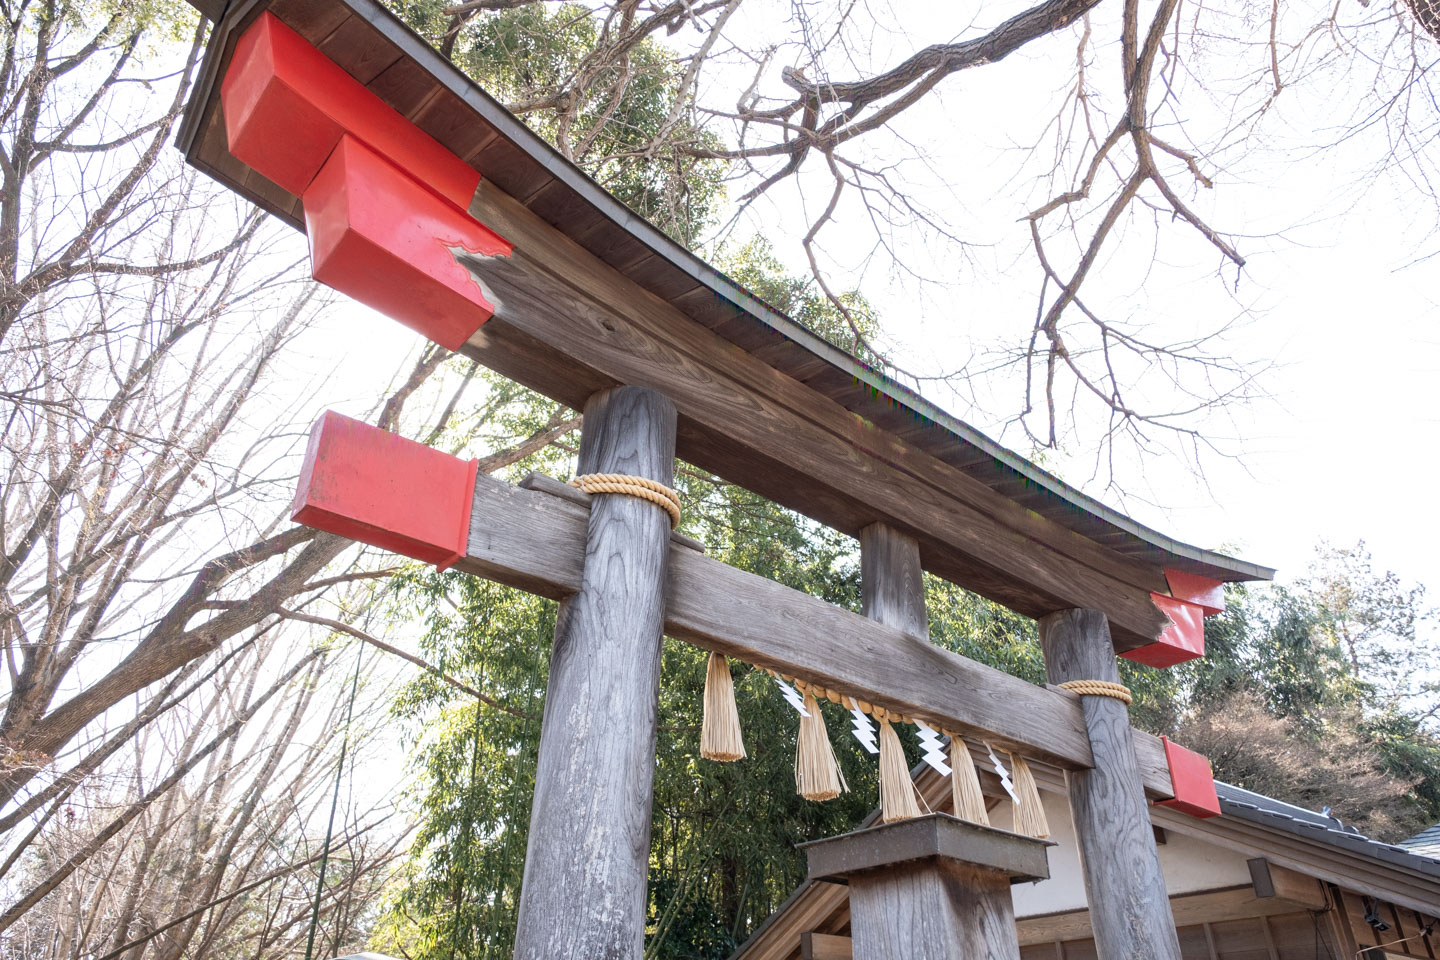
[771,674,810,717]
[985,741,1020,804]
[914,719,952,776]
[848,703,879,754]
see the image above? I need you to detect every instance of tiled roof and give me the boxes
[1401,822,1440,860]
[1217,781,1440,879]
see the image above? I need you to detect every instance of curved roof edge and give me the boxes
[179,0,1273,584]
[346,1,1271,582]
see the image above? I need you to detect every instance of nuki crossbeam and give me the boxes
[288,410,1224,822]
[183,2,1284,953]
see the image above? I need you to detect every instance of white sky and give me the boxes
[678,0,1440,610]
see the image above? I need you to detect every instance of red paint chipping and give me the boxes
[1164,568,1226,616]
[291,411,478,569]
[1155,737,1222,818]
[220,12,479,209]
[303,135,512,350]
[1121,593,1206,668]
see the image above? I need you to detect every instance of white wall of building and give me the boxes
[989,790,1254,917]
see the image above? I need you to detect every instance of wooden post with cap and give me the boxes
[800,814,1050,959]
[511,385,677,960]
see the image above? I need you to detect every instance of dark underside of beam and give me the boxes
[452,200,1170,650]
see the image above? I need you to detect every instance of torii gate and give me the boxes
[176,2,1272,956]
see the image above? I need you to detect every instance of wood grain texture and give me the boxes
[849,861,1020,960]
[1017,885,1323,946]
[518,471,705,553]
[1249,860,1328,910]
[455,182,1173,649]
[1039,609,1182,960]
[861,523,928,640]
[511,387,676,960]
[801,932,854,960]
[735,881,850,960]
[457,472,1177,796]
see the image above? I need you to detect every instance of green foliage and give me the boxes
[1186,584,1363,726]
[925,577,1185,733]
[644,477,872,954]
[377,416,1440,956]
[717,237,882,362]
[1302,542,1432,710]
[55,0,200,45]
[387,1,724,247]
[1174,544,1439,840]
[373,454,890,958]
[370,575,552,960]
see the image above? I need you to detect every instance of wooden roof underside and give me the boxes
[177,0,1273,649]
[733,762,1440,960]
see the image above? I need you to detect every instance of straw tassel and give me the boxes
[878,718,921,822]
[700,652,745,762]
[949,738,989,826]
[1009,752,1049,839]
[795,691,847,801]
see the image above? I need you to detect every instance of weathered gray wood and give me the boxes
[1039,608,1182,960]
[801,816,1042,960]
[802,814,1050,883]
[848,861,1021,960]
[456,471,1178,797]
[800,932,853,960]
[454,181,1180,650]
[512,386,676,960]
[861,523,927,640]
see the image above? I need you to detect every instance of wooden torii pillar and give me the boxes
[291,415,1224,957]
[861,521,1183,959]
[801,815,1051,960]
[511,386,677,959]
[1042,609,1183,959]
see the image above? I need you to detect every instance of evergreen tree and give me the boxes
[1177,544,1439,840]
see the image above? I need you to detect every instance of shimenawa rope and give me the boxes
[795,690,847,801]
[723,660,1054,829]
[949,739,989,825]
[569,473,681,528]
[1057,679,1133,706]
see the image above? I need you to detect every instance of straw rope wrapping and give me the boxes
[1057,679,1132,706]
[569,473,682,529]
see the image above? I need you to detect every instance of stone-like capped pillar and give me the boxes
[800,814,1052,960]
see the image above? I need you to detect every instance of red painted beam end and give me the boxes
[1164,568,1226,616]
[291,411,477,569]
[303,135,511,349]
[1123,570,1229,668]
[221,12,480,209]
[1155,737,1222,818]
[1121,593,1206,668]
